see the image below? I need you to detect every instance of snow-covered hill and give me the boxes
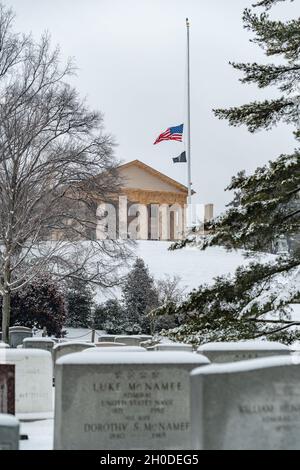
[95,241,269,302]
[134,241,254,288]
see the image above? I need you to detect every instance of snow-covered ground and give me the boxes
[20,419,53,450]
[95,241,269,302]
[134,242,252,288]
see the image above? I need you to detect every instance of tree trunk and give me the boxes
[2,291,11,344]
[91,329,95,343]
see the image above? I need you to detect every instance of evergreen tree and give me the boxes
[122,258,159,334]
[158,0,300,345]
[94,299,125,334]
[66,279,94,328]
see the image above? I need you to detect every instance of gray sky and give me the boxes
[7,0,299,214]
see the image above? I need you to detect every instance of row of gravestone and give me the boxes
[1,338,300,450]
[1,327,195,352]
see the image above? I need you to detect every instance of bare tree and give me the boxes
[156,274,186,306]
[0,4,29,82]
[0,7,130,342]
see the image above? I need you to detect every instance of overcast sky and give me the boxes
[6,0,299,214]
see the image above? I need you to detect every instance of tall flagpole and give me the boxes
[186,18,192,226]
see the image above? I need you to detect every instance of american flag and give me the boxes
[153,124,184,145]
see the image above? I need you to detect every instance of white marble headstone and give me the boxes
[0,414,19,450]
[0,349,53,419]
[191,355,300,450]
[53,342,95,365]
[9,326,32,348]
[54,351,210,450]
[114,336,143,346]
[98,335,116,343]
[23,337,55,352]
[197,340,290,363]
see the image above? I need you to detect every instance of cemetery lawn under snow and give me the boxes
[134,242,252,287]
[95,241,269,302]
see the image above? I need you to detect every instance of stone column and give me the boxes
[96,203,116,240]
[118,196,128,240]
[149,204,159,240]
[159,204,170,240]
[128,203,148,240]
[169,204,184,240]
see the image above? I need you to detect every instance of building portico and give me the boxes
[97,160,189,241]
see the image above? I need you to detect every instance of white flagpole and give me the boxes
[186,18,192,227]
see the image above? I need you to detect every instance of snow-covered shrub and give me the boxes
[0,274,67,337]
[94,299,125,334]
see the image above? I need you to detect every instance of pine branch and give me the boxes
[246,318,297,324]
[253,322,298,338]
[230,62,300,93]
[243,9,300,60]
[282,208,300,221]
[214,97,296,132]
[253,0,294,9]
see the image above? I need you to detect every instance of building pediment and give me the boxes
[117,160,188,194]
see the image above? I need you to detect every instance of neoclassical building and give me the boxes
[50,159,213,242]
[97,160,190,241]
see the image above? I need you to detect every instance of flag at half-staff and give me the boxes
[173,151,187,163]
[153,124,184,145]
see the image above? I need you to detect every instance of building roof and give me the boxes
[117,159,192,194]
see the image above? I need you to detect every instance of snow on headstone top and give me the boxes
[53,341,95,350]
[0,348,51,360]
[57,351,210,366]
[98,335,116,342]
[153,343,193,351]
[191,354,299,376]
[81,346,147,354]
[114,335,143,339]
[198,340,289,352]
[113,336,143,346]
[9,326,32,332]
[0,414,19,427]
[23,337,55,343]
